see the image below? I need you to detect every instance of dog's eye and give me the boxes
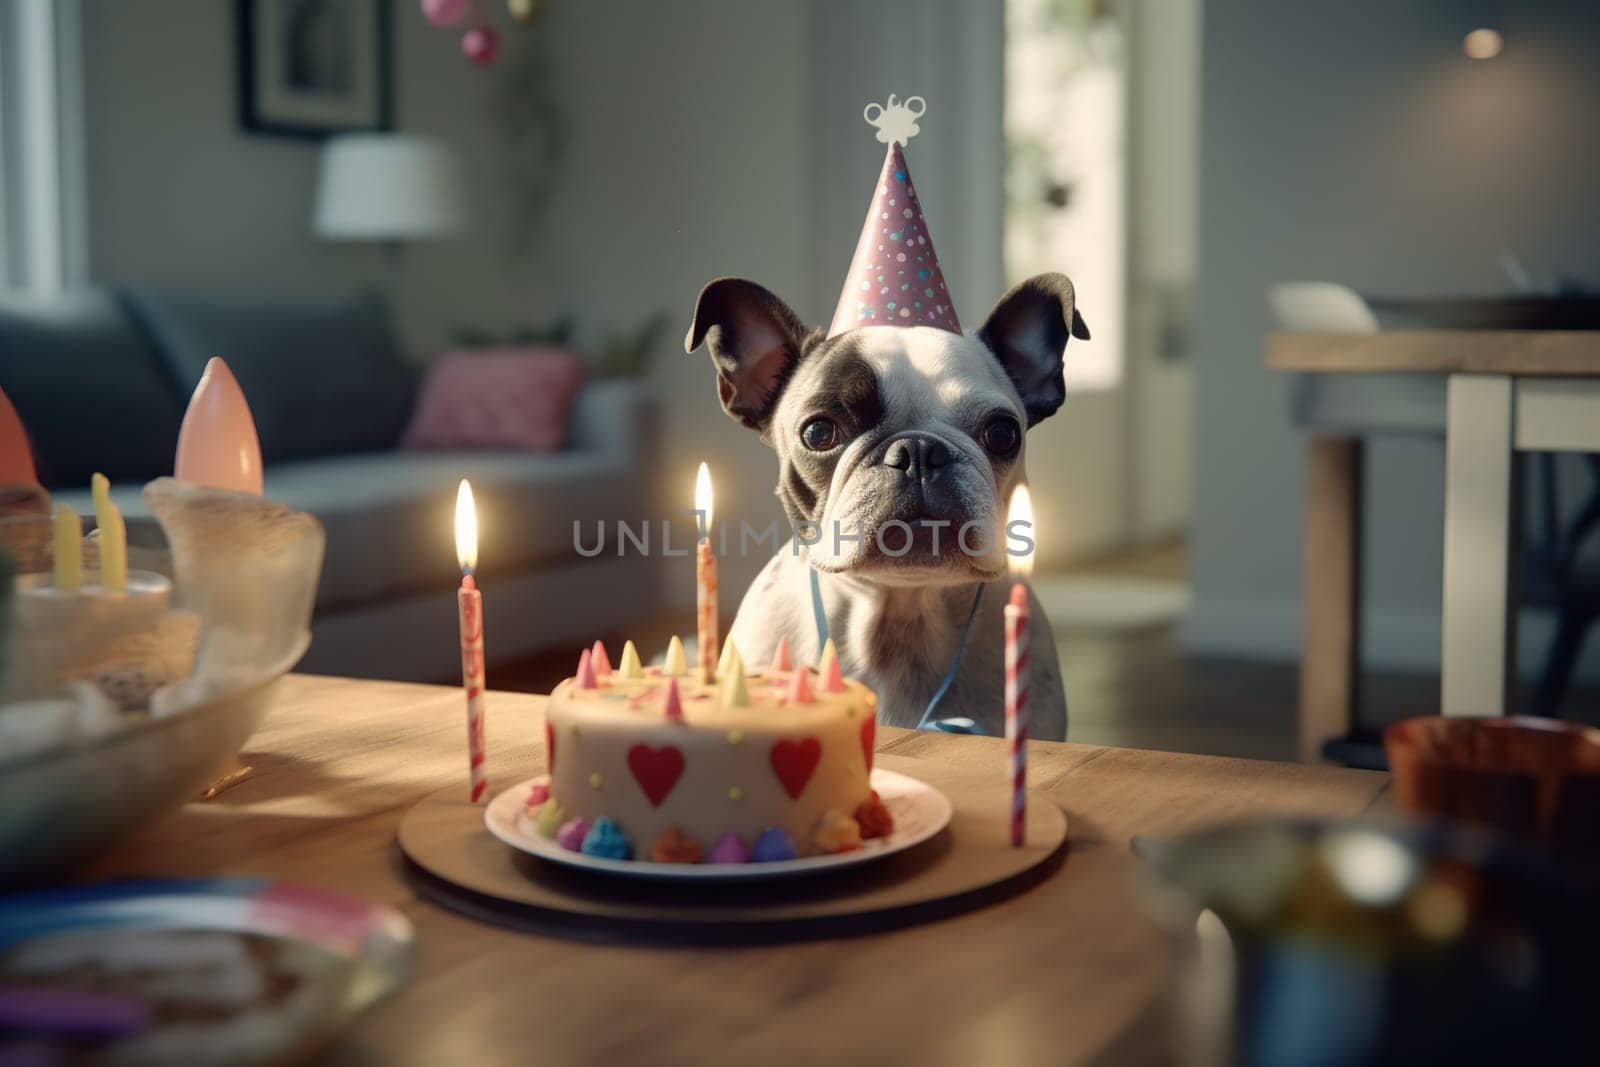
[800,418,839,451]
[981,416,1022,458]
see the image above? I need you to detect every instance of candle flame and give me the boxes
[694,462,714,539]
[455,479,478,574]
[1007,484,1035,579]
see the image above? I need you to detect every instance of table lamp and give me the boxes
[313,133,466,250]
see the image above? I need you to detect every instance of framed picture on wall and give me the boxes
[237,0,392,138]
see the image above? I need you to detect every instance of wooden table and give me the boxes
[76,675,1389,1065]
[1268,331,1600,756]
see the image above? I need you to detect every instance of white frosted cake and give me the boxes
[528,642,893,863]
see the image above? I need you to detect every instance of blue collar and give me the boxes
[808,567,987,735]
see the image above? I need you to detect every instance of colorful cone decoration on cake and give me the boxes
[770,636,793,674]
[820,640,845,693]
[722,654,749,707]
[664,635,688,677]
[590,640,613,677]
[662,675,684,722]
[0,385,38,485]
[575,647,597,689]
[827,95,961,339]
[619,640,644,679]
[786,661,814,705]
[716,634,739,678]
[175,357,264,495]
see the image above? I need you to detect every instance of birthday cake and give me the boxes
[528,639,893,863]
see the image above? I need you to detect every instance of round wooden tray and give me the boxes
[397,753,1069,943]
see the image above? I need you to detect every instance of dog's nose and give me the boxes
[882,435,953,478]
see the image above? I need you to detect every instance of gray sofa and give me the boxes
[1,288,661,682]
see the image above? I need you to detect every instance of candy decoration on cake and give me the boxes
[525,782,550,808]
[555,817,589,851]
[650,828,702,864]
[716,634,740,679]
[580,817,632,859]
[591,640,612,677]
[786,662,814,704]
[532,798,566,837]
[618,640,644,679]
[820,642,845,694]
[0,385,38,485]
[708,831,750,864]
[721,654,749,707]
[813,810,863,853]
[750,828,798,863]
[664,635,687,676]
[575,647,597,689]
[662,675,684,722]
[1004,486,1033,847]
[694,463,719,683]
[854,791,894,839]
[770,635,793,674]
[454,480,489,804]
[175,358,264,496]
[769,737,821,800]
[828,95,960,338]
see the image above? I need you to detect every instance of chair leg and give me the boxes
[1531,608,1596,717]
[1301,436,1363,762]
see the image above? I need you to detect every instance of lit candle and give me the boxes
[1005,485,1034,848]
[695,463,719,684]
[455,479,489,804]
[91,473,126,593]
[53,504,82,592]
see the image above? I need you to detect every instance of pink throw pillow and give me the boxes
[403,348,588,452]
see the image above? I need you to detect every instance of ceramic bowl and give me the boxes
[1384,716,1600,860]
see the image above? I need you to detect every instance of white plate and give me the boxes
[484,768,953,882]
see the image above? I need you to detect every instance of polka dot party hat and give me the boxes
[827,94,961,339]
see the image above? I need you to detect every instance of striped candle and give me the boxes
[1004,582,1029,847]
[1003,484,1035,848]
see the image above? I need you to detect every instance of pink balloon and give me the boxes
[462,25,499,67]
[175,357,264,495]
[422,0,470,28]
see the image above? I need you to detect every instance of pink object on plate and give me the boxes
[0,385,38,484]
[402,348,587,453]
[175,357,264,495]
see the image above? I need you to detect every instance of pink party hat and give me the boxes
[786,663,814,705]
[662,676,684,721]
[591,640,613,676]
[0,385,38,485]
[575,647,597,689]
[828,95,960,338]
[175,357,263,494]
[770,636,793,674]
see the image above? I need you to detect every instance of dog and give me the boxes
[685,273,1088,740]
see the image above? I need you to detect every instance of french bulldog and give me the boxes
[685,274,1088,740]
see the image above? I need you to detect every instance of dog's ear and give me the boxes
[976,272,1090,426]
[685,278,809,432]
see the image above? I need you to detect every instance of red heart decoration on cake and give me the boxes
[860,717,875,772]
[769,737,822,800]
[627,744,685,807]
[545,722,556,773]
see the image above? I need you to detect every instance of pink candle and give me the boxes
[456,480,488,804]
[695,463,719,684]
[1004,582,1029,847]
[1004,485,1035,847]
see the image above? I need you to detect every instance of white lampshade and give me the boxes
[313,134,466,240]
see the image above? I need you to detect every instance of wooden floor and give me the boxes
[490,540,1597,765]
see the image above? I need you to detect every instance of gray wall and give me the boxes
[78,0,1006,616]
[1188,0,1600,677]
